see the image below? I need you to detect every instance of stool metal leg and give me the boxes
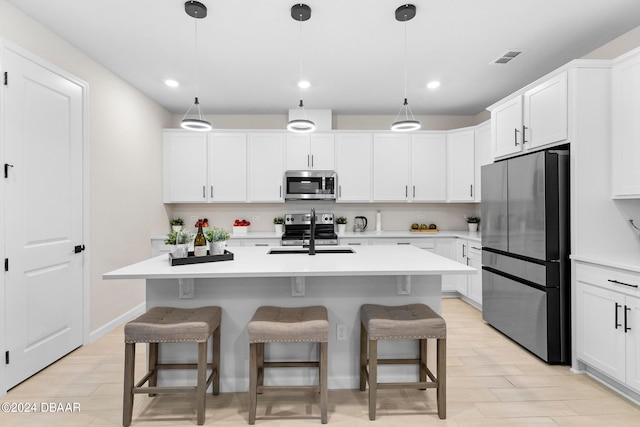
[123,343,135,427]
[437,338,447,419]
[249,343,258,425]
[359,322,367,392]
[212,326,220,395]
[368,338,378,421]
[320,342,328,424]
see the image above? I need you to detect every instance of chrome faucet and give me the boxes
[309,207,316,255]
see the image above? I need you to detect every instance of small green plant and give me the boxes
[466,215,480,224]
[205,227,230,242]
[165,230,193,245]
[170,217,184,226]
[164,231,177,245]
[336,216,348,224]
[273,216,284,224]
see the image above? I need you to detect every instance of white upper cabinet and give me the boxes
[490,71,568,160]
[286,134,335,170]
[208,133,247,202]
[523,71,568,149]
[248,133,285,202]
[163,131,208,203]
[474,121,492,202]
[612,51,640,198]
[373,134,411,201]
[411,133,447,202]
[336,133,372,202]
[491,96,523,158]
[447,129,475,202]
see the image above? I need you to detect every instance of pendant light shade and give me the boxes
[287,4,315,133]
[391,4,420,132]
[181,1,211,132]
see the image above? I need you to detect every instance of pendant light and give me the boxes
[181,1,212,131]
[287,4,316,133]
[391,4,421,132]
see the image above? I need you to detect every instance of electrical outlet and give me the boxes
[417,214,426,220]
[252,215,261,221]
[336,324,347,341]
[190,216,198,223]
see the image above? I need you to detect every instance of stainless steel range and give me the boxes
[281,212,338,246]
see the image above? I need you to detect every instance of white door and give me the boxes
[335,133,372,202]
[373,134,410,201]
[523,71,568,150]
[248,133,285,202]
[492,96,523,158]
[209,133,247,202]
[309,134,335,170]
[455,239,469,296]
[285,135,310,170]
[625,295,640,393]
[4,48,84,388]
[447,129,475,201]
[411,133,447,202]
[474,121,491,202]
[163,132,207,202]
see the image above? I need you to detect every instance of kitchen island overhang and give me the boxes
[103,245,474,392]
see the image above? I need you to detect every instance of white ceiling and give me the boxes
[8,0,640,116]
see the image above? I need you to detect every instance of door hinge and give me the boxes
[4,258,7,272]
[5,351,9,365]
[3,71,7,86]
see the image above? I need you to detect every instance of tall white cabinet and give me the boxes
[163,131,208,202]
[335,133,372,202]
[248,133,285,202]
[208,133,247,202]
[447,129,475,202]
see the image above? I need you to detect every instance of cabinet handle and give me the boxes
[522,125,528,145]
[348,242,362,245]
[625,305,631,333]
[279,185,282,198]
[462,244,466,258]
[514,128,520,146]
[470,184,473,197]
[413,185,415,198]
[210,186,214,199]
[471,246,482,250]
[202,186,206,199]
[405,185,408,198]
[339,185,342,198]
[608,279,639,289]
[615,302,622,329]
[307,154,310,167]
[254,243,269,247]
[397,242,411,245]
[311,155,314,167]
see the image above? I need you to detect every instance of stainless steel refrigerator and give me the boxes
[481,149,570,364]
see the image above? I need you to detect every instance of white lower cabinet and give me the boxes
[455,239,469,295]
[434,238,457,292]
[576,262,640,394]
[466,245,483,305]
[338,237,369,246]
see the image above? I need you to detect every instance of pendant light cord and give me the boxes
[402,15,408,105]
[297,14,307,119]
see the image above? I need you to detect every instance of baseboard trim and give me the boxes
[88,302,146,343]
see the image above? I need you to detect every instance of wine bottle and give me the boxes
[194,220,207,257]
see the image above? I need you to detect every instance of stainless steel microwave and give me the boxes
[284,170,337,201]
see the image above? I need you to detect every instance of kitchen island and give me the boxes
[104,245,474,391]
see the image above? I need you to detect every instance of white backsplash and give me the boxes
[166,202,480,234]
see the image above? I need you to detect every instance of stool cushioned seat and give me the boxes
[125,306,221,343]
[248,305,328,343]
[248,305,329,424]
[360,303,446,340]
[123,306,221,427]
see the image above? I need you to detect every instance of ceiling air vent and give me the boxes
[492,50,523,65]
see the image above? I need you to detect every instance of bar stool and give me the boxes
[359,303,446,420]
[248,305,329,424]
[122,306,221,426]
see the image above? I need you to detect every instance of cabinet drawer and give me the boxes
[375,238,436,249]
[576,262,640,296]
[468,244,482,260]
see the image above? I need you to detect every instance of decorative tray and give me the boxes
[169,250,234,266]
[409,229,439,233]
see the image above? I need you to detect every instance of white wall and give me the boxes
[0,1,172,334]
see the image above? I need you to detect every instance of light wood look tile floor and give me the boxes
[2,298,640,426]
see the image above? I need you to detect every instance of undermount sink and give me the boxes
[267,247,355,255]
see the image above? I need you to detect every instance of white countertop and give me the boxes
[104,245,475,280]
[571,254,640,274]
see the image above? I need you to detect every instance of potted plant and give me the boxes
[336,216,348,235]
[466,215,480,232]
[170,217,184,232]
[205,227,230,255]
[165,230,192,258]
[273,217,284,235]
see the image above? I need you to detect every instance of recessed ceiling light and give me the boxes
[164,79,180,88]
[427,81,440,89]
[298,80,311,89]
